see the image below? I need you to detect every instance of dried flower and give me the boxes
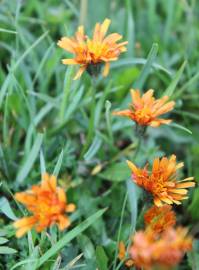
[57,18,128,79]
[127,155,195,206]
[13,173,75,237]
[113,89,175,127]
[129,227,192,270]
[144,205,176,233]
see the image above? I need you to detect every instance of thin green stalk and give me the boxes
[79,0,87,25]
[80,80,97,158]
[112,191,128,270]
[59,67,73,122]
[114,136,142,270]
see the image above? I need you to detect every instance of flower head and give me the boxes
[57,18,128,80]
[113,89,175,127]
[144,205,176,233]
[13,173,75,237]
[127,155,195,207]
[129,227,192,270]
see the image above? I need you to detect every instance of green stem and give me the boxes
[59,67,73,122]
[80,80,97,158]
[113,191,128,270]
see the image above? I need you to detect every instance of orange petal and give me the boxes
[58,215,71,230]
[100,18,111,39]
[102,62,110,77]
[126,160,138,174]
[112,109,133,119]
[66,203,76,213]
[118,241,126,260]
[57,188,66,203]
[73,66,86,80]
[154,197,163,207]
[169,189,188,195]
[62,59,78,65]
[176,182,195,188]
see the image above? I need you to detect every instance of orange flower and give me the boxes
[129,227,193,270]
[13,173,75,238]
[113,89,175,127]
[57,18,128,80]
[144,205,176,233]
[127,155,195,207]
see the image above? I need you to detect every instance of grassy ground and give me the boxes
[0,0,199,269]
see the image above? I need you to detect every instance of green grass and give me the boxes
[0,0,199,269]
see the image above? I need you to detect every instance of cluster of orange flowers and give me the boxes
[119,206,193,270]
[13,18,196,270]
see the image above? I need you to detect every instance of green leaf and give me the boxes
[0,197,17,221]
[53,150,64,176]
[0,237,8,245]
[0,246,17,254]
[96,246,108,270]
[16,133,43,183]
[163,61,186,97]
[111,58,171,76]
[133,43,159,89]
[84,135,102,161]
[127,180,140,232]
[37,208,107,268]
[77,234,95,259]
[169,122,192,135]
[99,162,131,182]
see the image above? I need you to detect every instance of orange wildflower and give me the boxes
[144,205,176,233]
[13,173,75,238]
[113,89,175,127]
[57,18,128,80]
[127,155,195,207]
[129,227,193,270]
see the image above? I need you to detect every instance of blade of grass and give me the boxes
[59,66,73,122]
[133,43,159,90]
[16,133,43,183]
[111,57,171,76]
[53,150,64,176]
[0,28,17,34]
[163,61,186,97]
[0,31,49,108]
[169,122,192,135]
[37,208,107,268]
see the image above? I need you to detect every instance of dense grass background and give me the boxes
[0,0,199,269]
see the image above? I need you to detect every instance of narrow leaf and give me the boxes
[16,133,43,183]
[37,208,107,268]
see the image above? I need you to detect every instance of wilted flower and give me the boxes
[144,205,176,233]
[13,173,75,237]
[129,227,192,270]
[113,89,175,127]
[57,18,128,80]
[127,155,195,207]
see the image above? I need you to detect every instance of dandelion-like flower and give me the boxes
[130,227,192,270]
[57,18,128,80]
[144,205,176,233]
[113,89,175,127]
[13,173,75,238]
[127,155,195,206]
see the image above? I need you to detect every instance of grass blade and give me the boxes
[16,133,43,183]
[133,43,159,90]
[53,150,64,176]
[37,208,107,268]
[163,61,186,97]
